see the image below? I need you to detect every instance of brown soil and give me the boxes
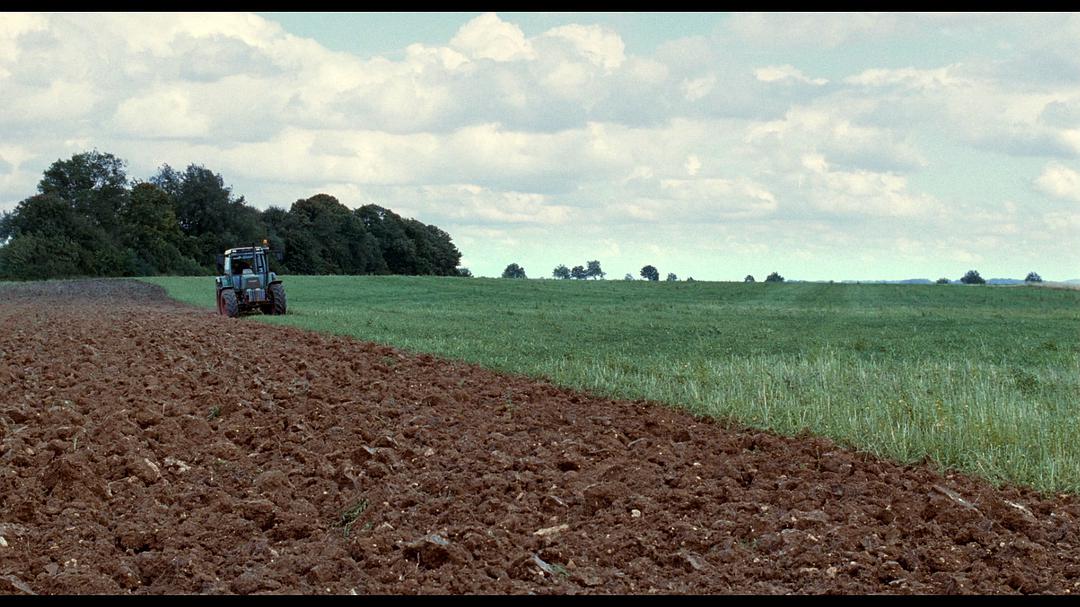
[1,278,1079,595]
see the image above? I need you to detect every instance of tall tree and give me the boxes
[38,150,129,235]
[418,223,463,276]
[501,263,527,279]
[152,163,264,268]
[357,204,416,275]
[586,260,605,280]
[640,265,659,281]
[120,182,202,275]
[960,270,985,285]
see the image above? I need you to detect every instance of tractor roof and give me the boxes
[225,246,268,256]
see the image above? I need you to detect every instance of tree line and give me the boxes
[498,261,783,283]
[503,264,1046,285]
[0,150,464,280]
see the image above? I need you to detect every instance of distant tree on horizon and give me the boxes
[666,272,678,282]
[552,264,571,279]
[571,265,588,280]
[745,274,756,283]
[765,271,784,283]
[1026,272,1043,283]
[640,265,659,281]
[586,260,605,280]
[456,267,473,278]
[623,273,634,281]
[501,263,527,279]
[960,269,985,285]
[936,277,950,284]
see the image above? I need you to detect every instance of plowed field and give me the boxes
[1,279,1079,594]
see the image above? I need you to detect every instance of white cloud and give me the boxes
[0,13,49,78]
[798,152,937,217]
[414,184,575,225]
[405,43,470,71]
[685,155,701,176]
[844,66,970,89]
[541,23,625,71]
[2,12,1079,279]
[613,177,778,224]
[540,61,592,98]
[755,65,828,86]
[106,12,287,55]
[1034,162,1080,201]
[450,12,535,62]
[746,106,926,173]
[113,89,212,139]
[681,75,716,102]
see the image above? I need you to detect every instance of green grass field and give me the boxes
[142,275,1080,494]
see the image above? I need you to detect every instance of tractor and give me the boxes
[215,241,287,317]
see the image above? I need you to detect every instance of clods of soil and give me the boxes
[1,279,1079,594]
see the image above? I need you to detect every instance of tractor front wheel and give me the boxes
[219,289,239,318]
[269,283,287,315]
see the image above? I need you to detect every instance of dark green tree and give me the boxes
[640,265,659,281]
[0,150,466,280]
[502,263,527,279]
[552,264,571,279]
[571,265,588,280]
[1025,272,1043,283]
[120,182,202,275]
[282,194,383,275]
[936,277,950,284]
[38,150,129,235]
[0,192,129,278]
[418,223,463,276]
[666,272,678,282]
[0,233,83,279]
[259,205,291,273]
[765,271,784,283]
[745,274,756,283]
[960,270,985,285]
[151,163,264,268]
[586,260,605,280]
[357,204,416,275]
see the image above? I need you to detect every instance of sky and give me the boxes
[1,12,1079,281]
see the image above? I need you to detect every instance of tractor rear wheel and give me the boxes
[269,283,287,315]
[220,289,239,318]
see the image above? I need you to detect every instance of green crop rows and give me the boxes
[143,275,1080,494]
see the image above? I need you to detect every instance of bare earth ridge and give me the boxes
[1,279,1078,594]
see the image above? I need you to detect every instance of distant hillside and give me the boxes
[839,279,933,284]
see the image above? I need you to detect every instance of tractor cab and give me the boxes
[215,243,287,317]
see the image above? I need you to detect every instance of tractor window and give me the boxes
[232,258,252,275]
